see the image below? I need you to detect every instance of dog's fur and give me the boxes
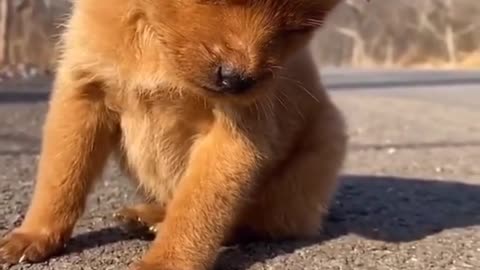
[0,0,348,269]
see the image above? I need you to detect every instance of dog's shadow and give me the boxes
[65,174,480,269]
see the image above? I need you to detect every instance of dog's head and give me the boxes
[132,0,340,102]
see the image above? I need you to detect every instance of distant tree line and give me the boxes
[0,0,478,76]
[314,0,480,68]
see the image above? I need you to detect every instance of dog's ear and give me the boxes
[282,0,342,32]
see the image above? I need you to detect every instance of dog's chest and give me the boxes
[118,105,206,202]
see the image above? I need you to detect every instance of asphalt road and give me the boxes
[0,69,479,269]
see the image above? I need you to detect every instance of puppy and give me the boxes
[0,0,348,269]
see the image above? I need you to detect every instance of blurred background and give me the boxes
[0,0,479,79]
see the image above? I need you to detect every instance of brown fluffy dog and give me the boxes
[0,0,348,269]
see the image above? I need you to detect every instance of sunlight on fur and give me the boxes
[0,1,348,269]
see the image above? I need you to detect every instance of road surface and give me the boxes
[0,69,479,269]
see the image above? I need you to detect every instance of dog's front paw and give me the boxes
[0,229,66,265]
[113,204,164,235]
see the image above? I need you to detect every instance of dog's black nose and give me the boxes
[215,65,256,94]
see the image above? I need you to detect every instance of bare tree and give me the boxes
[405,0,480,65]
